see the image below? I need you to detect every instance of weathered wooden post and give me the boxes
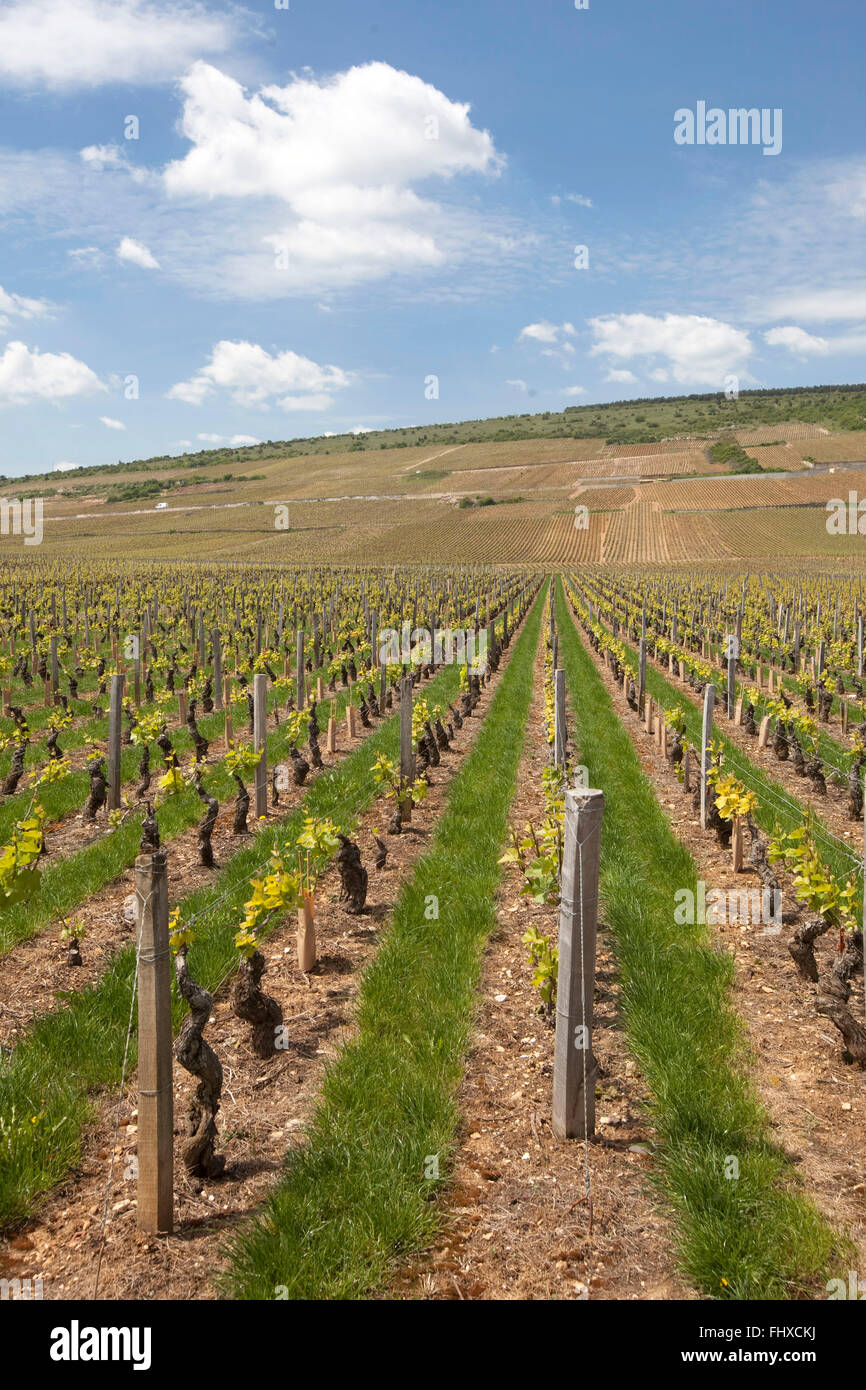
[50,635,59,697]
[399,675,414,822]
[638,637,647,715]
[700,683,716,831]
[108,673,123,811]
[552,788,604,1140]
[253,673,267,820]
[296,629,305,710]
[213,630,222,711]
[135,835,173,1234]
[554,668,567,767]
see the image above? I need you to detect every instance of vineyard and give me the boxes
[0,546,861,1313]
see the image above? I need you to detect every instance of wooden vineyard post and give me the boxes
[399,675,414,822]
[859,617,864,680]
[327,699,337,755]
[223,676,232,752]
[700,683,716,831]
[644,696,653,735]
[213,630,222,711]
[727,650,736,720]
[135,844,173,1235]
[253,673,267,820]
[758,714,772,750]
[554,668,567,768]
[638,637,647,715]
[50,635,59,697]
[732,816,744,873]
[108,673,123,811]
[552,788,604,1140]
[296,630,305,711]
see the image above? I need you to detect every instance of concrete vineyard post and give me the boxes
[554,668,566,768]
[253,673,267,821]
[700,683,716,831]
[399,675,414,822]
[135,847,173,1235]
[552,788,604,1141]
[108,673,123,811]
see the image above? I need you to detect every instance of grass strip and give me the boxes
[0,655,471,1231]
[221,587,545,1299]
[0,677,364,957]
[555,578,847,1299]
[574,583,862,893]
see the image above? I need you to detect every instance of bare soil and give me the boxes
[389,631,694,1301]
[0,627,525,1301]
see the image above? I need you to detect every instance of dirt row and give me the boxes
[568,602,866,1279]
[388,625,693,1301]
[0,677,437,1048]
[0,610,531,1301]
[637,643,863,868]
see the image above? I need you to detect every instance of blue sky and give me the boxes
[0,0,864,476]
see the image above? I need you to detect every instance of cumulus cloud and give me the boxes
[161,61,503,292]
[53,460,81,471]
[764,325,830,356]
[605,368,638,384]
[562,385,586,396]
[99,416,126,430]
[589,312,753,387]
[0,340,105,405]
[506,379,528,392]
[0,0,248,89]
[167,340,352,412]
[519,320,576,345]
[117,237,160,269]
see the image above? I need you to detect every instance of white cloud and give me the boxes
[351,425,374,434]
[168,340,351,412]
[0,0,247,89]
[764,325,830,356]
[562,385,586,396]
[519,320,575,345]
[605,368,638,384]
[161,61,503,293]
[506,379,528,392]
[99,415,126,430]
[67,246,107,271]
[196,432,261,446]
[0,284,54,333]
[565,193,593,208]
[0,340,105,405]
[53,460,81,471]
[589,312,753,388]
[117,237,160,270]
[760,288,866,324]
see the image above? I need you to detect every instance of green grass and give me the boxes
[0,652,476,1231]
[598,618,862,896]
[555,578,848,1299]
[221,586,545,1299]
